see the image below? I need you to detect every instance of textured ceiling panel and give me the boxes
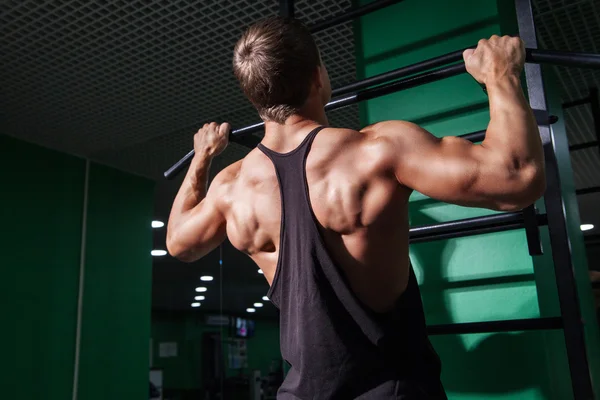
[563,103,597,145]
[533,0,600,148]
[570,147,600,189]
[0,0,357,180]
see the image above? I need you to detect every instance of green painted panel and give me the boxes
[77,163,154,400]
[0,135,84,400]
[354,0,576,398]
[246,320,282,377]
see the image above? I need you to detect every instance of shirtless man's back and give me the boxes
[167,17,545,399]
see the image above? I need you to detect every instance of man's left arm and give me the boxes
[166,122,230,262]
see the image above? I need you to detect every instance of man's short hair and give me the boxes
[233,16,321,123]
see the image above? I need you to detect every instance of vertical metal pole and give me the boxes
[72,159,90,400]
[279,0,295,18]
[588,87,600,158]
[514,1,594,398]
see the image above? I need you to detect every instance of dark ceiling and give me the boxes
[2,0,600,317]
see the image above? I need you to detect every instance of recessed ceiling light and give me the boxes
[152,220,165,228]
[581,224,594,231]
[200,276,214,281]
[246,308,256,313]
[254,303,263,308]
[151,250,167,256]
[195,287,207,292]
[262,296,269,301]
[258,269,264,274]
[194,296,205,301]
[191,302,201,307]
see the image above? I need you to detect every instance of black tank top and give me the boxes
[258,126,446,400]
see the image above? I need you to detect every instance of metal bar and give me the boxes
[410,221,524,244]
[589,87,600,160]
[523,205,543,255]
[410,212,522,237]
[164,45,600,179]
[575,186,600,196]
[72,159,90,400]
[331,49,466,98]
[409,213,547,244]
[516,0,594,398]
[332,48,600,100]
[279,0,294,18]
[308,0,404,33]
[526,48,600,69]
[427,317,563,335]
[562,96,591,109]
[459,129,486,143]
[328,63,466,110]
[569,141,599,152]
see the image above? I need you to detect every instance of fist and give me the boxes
[463,35,525,85]
[194,122,230,157]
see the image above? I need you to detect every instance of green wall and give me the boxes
[77,164,154,399]
[1,135,84,400]
[151,312,281,393]
[1,135,154,399]
[354,0,598,398]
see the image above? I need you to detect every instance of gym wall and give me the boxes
[587,245,600,271]
[354,0,599,399]
[151,312,281,395]
[0,135,154,400]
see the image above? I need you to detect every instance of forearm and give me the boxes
[477,76,545,209]
[168,152,212,233]
[483,76,543,170]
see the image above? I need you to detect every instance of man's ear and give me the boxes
[314,66,324,89]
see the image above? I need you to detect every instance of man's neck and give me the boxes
[261,108,328,153]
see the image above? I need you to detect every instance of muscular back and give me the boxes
[168,35,545,319]
[218,125,412,313]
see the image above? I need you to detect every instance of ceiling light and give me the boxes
[151,250,167,256]
[254,303,263,308]
[195,287,207,292]
[194,296,205,301]
[200,276,214,281]
[581,224,594,231]
[191,302,201,307]
[246,308,256,313]
[262,296,269,301]
[258,269,264,274]
[152,220,165,228]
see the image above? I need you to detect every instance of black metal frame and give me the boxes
[428,317,562,335]
[409,212,548,244]
[569,141,598,152]
[576,186,600,196]
[515,0,594,398]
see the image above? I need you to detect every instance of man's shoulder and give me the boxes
[211,159,243,190]
[359,120,418,137]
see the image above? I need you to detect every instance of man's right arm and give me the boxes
[370,35,546,211]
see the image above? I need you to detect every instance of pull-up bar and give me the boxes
[164,47,600,180]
